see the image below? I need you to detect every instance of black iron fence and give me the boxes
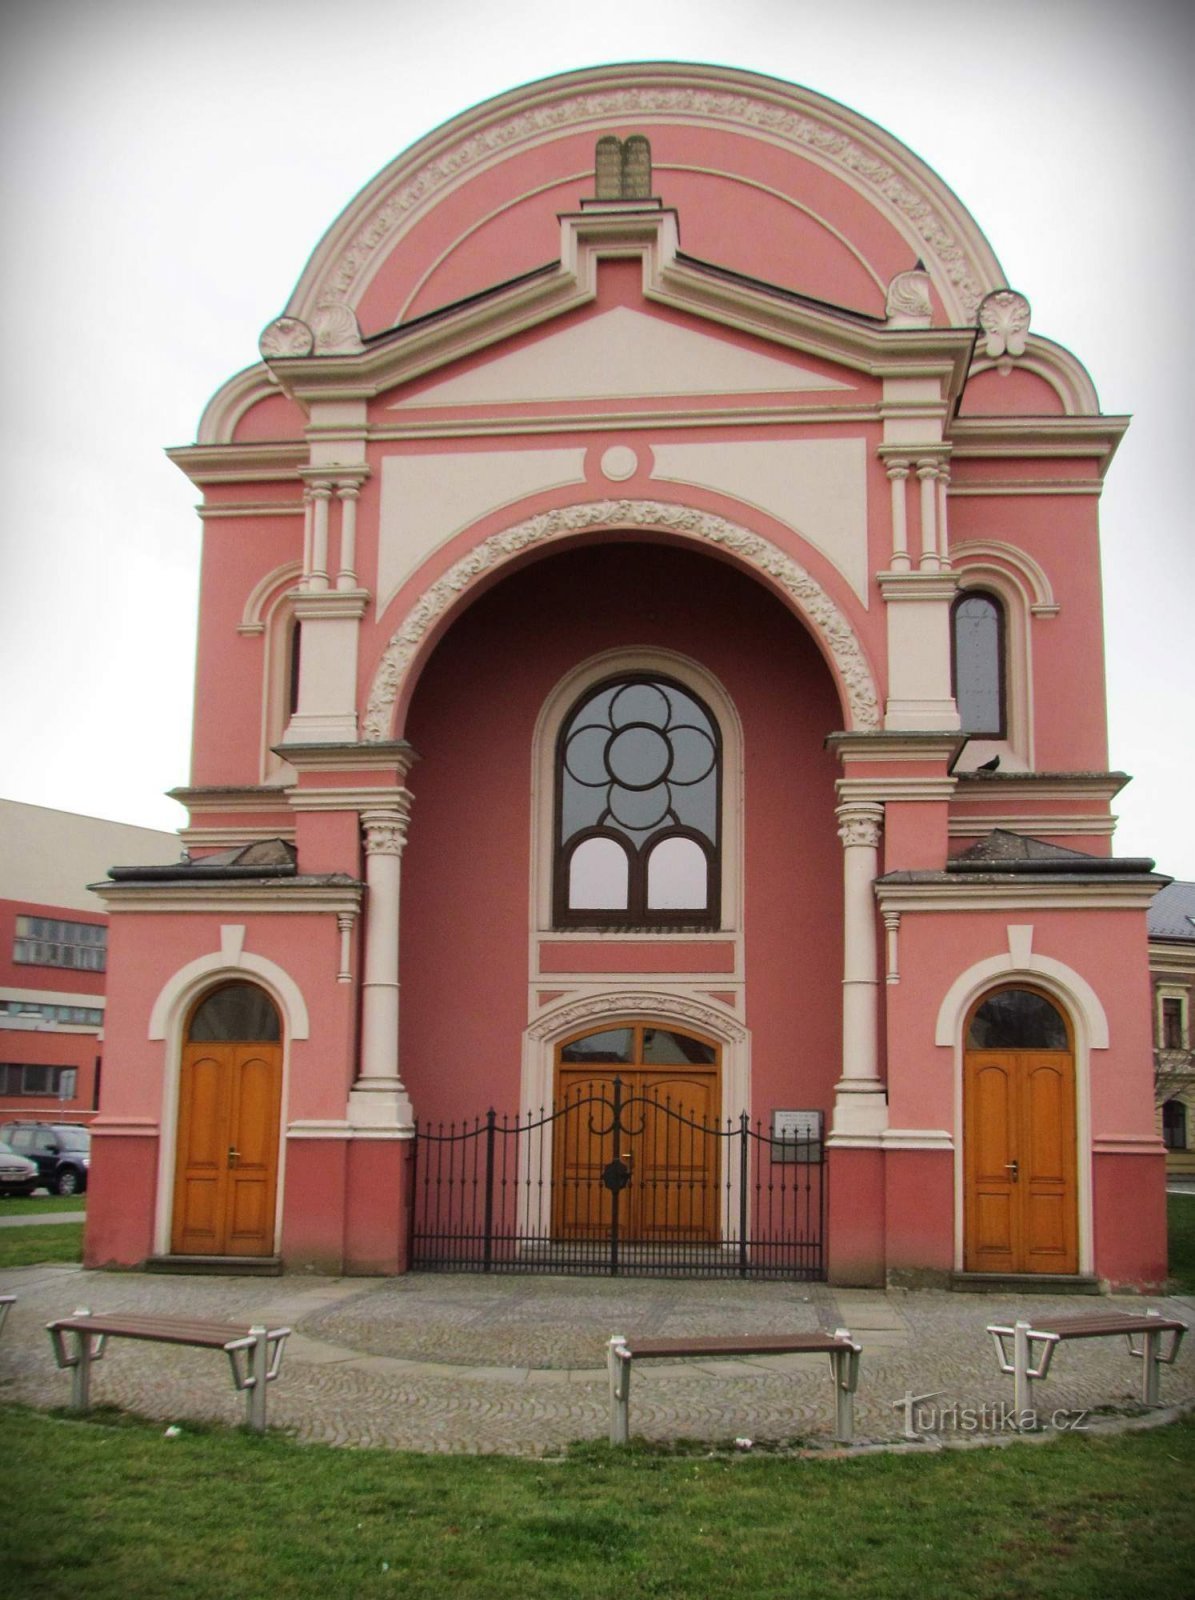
[410,1078,825,1279]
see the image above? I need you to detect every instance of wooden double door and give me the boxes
[963,989,1077,1275]
[554,1025,722,1243]
[171,985,282,1258]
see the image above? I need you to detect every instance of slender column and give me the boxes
[883,910,901,986]
[833,803,888,1138]
[336,911,355,984]
[309,483,332,591]
[301,489,314,588]
[336,481,360,590]
[936,465,951,568]
[887,459,911,571]
[917,460,939,572]
[353,802,413,1126]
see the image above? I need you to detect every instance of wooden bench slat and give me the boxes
[46,1314,287,1349]
[1033,1314,1186,1340]
[619,1333,853,1359]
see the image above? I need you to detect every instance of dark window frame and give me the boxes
[951,588,1007,739]
[552,673,723,931]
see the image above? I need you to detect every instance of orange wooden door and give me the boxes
[172,1042,281,1257]
[964,1049,1077,1274]
[552,1065,719,1241]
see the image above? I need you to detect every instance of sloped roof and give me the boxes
[946,830,1156,875]
[1148,880,1195,942]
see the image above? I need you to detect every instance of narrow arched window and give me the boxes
[952,590,1005,736]
[554,675,720,927]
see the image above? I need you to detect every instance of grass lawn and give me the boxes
[1168,1192,1195,1292]
[0,1222,83,1268]
[0,1406,1191,1600]
[0,1194,86,1217]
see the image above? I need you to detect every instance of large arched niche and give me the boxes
[394,536,847,1127]
[363,500,881,743]
[282,63,1006,333]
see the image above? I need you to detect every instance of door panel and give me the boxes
[553,1040,721,1243]
[172,1041,281,1257]
[964,1045,1076,1274]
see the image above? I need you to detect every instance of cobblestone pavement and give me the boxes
[1,1263,1191,1456]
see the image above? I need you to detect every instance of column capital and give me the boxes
[361,802,412,857]
[836,802,884,851]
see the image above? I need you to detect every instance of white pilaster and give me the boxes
[309,483,332,591]
[336,481,360,590]
[887,458,911,572]
[917,459,939,572]
[351,802,414,1129]
[833,802,888,1138]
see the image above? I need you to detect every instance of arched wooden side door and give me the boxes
[172,983,282,1258]
[963,987,1077,1275]
[554,1024,721,1242]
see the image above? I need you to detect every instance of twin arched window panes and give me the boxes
[952,591,1005,737]
[555,676,721,927]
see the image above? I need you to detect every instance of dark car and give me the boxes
[0,1139,39,1196]
[0,1121,91,1195]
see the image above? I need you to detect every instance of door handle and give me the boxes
[228,1146,241,1167]
[1004,1159,1019,1182]
[620,1149,634,1173]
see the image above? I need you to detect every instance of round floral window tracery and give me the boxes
[555,676,720,926]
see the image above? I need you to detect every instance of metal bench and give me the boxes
[607,1329,862,1446]
[988,1309,1187,1417]
[46,1307,291,1432]
[0,1294,14,1337]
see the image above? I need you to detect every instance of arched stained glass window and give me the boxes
[966,988,1068,1050]
[952,591,1005,737]
[555,675,720,927]
[188,983,281,1043]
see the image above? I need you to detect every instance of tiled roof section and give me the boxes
[1148,880,1195,942]
[946,830,1156,875]
[107,839,300,881]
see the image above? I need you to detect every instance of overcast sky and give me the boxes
[1,0,1192,875]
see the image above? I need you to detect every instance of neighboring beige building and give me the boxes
[0,800,179,1124]
[1149,880,1195,1177]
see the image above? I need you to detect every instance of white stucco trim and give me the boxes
[935,936,1103,1276]
[147,936,309,1259]
[364,498,881,740]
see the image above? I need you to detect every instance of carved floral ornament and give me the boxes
[363,500,882,741]
[259,303,364,361]
[299,80,993,324]
[885,267,932,325]
[977,289,1031,365]
[527,990,747,1047]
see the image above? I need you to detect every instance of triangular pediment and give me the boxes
[389,306,853,409]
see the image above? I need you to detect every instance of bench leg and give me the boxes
[607,1337,631,1446]
[1012,1320,1034,1420]
[1141,1328,1161,1407]
[831,1350,854,1445]
[247,1326,269,1432]
[70,1331,94,1412]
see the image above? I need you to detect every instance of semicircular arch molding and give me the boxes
[285,63,1005,328]
[363,498,881,741]
[148,948,311,1042]
[935,952,1109,1052]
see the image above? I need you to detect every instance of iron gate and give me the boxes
[410,1077,825,1279]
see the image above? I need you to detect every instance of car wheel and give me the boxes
[55,1168,83,1197]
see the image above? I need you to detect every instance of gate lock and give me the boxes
[602,1156,632,1193]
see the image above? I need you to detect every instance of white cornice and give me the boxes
[170,786,292,816]
[949,415,1129,472]
[951,774,1129,804]
[876,880,1162,913]
[948,815,1116,837]
[838,777,957,803]
[167,442,308,486]
[95,883,363,914]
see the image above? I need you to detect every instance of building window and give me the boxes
[1162,1099,1188,1150]
[13,917,106,972]
[554,675,721,928]
[951,590,1005,737]
[0,1063,78,1098]
[0,1002,103,1027]
[1161,996,1185,1050]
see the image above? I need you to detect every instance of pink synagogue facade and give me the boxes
[87,64,1168,1288]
